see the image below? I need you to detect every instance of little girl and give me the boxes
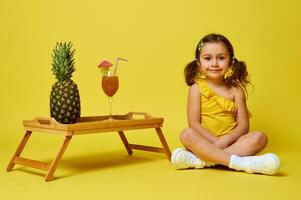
[171,33,280,175]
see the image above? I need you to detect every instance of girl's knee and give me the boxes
[251,131,268,147]
[180,128,195,145]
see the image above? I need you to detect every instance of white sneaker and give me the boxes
[246,153,280,175]
[171,148,205,169]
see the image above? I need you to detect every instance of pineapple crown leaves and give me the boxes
[52,42,76,82]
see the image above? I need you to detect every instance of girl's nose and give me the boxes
[211,59,218,67]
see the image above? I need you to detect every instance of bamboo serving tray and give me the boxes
[23,112,163,135]
[7,112,171,181]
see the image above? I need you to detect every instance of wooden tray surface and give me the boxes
[23,112,164,135]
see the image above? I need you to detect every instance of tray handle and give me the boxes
[128,112,151,119]
[33,117,59,126]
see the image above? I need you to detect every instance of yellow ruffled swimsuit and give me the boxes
[195,79,237,136]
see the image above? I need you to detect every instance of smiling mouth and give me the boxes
[207,69,222,72]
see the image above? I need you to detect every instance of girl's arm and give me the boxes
[215,85,250,148]
[187,84,218,143]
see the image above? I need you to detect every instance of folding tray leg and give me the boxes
[118,131,133,155]
[118,128,171,160]
[45,135,72,182]
[155,128,171,160]
[7,131,32,172]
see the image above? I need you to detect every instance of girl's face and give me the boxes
[199,42,231,81]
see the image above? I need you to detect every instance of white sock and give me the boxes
[229,155,250,172]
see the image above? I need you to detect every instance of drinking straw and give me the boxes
[113,57,127,76]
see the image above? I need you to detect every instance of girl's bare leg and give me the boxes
[180,129,267,164]
[180,128,231,166]
[223,131,268,156]
[177,128,279,175]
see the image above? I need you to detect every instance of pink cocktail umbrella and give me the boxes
[98,59,113,76]
[98,59,113,68]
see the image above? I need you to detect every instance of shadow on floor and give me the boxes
[11,150,168,180]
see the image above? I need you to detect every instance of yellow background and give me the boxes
[1,0,300,199]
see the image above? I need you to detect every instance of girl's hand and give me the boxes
[214,134,234,149]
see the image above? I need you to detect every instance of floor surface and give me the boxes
[1,130,300,200]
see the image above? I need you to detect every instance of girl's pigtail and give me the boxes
[231,59,250,92]
[184,60,199,86]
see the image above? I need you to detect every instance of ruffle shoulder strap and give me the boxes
[195,79,237,113]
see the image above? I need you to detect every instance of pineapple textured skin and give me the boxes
[50,80,80,124]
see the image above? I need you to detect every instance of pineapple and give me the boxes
[50,42,81,124]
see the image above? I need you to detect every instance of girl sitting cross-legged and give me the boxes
[171,33,280,175]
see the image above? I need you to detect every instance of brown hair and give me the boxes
[184,33,250,91]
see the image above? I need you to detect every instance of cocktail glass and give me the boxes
[101,75,119,120]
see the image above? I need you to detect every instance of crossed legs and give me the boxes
[179,128,268,166]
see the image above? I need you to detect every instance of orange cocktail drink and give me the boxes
[102,76,119,97]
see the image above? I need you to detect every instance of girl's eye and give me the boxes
[219,57,225,60]
[204,57,211,60]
